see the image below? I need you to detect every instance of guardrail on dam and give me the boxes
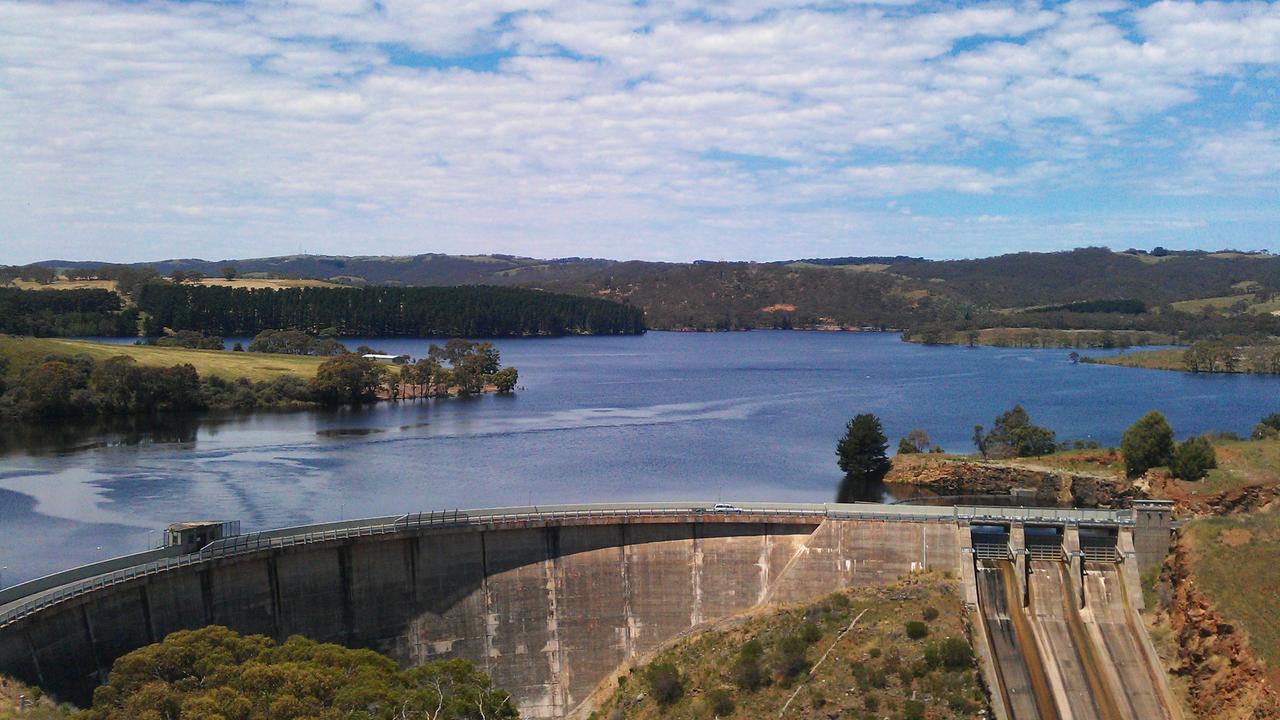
[0,500,1172,718]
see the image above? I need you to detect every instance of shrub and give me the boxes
[1170,436,1217,481]
[867,647,881,658]
[773,636,811,679]
[902,699,926,720]
[731,653,765,691]
[644,663,684,706]
[904,621,929,640]
[1121,411,1174,477]
[921,606,939,621]
[704,688,734,716]
[799,622,822,644]
[937,637,975,670]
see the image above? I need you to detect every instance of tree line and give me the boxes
[833,403,1227,502]
[0,288,138,337]
[136,284,644,337]
[0,340,518,421]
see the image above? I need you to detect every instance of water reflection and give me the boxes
[0,414,206,456]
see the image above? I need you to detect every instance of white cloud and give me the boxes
[1,0,1279,262]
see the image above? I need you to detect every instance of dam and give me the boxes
[0,500,1176,718]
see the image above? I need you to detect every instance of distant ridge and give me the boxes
[14,247,1280,334]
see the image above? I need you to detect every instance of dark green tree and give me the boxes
[492,367,519,393]
[1121,411,1174,477]
[79,625,517,720]
[982,405,1057,458]
[836,414,890,502]
[1170,436,1217,480]
[310,354,386,406]
[644,663,684,706]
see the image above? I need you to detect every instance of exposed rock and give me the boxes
[885,457,1140,507]
[1161,539,1279,719]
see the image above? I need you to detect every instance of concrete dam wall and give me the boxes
[0,502,1168,718]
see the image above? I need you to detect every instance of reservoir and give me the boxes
[0,331,1272,584]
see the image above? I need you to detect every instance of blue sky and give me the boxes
[1,0,1278,263]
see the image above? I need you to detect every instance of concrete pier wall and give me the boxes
[0,516,961,717]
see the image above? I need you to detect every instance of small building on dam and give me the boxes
[0,501,1175,719]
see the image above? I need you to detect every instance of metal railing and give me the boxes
[0,501,1134,629]
[1026,543,1065,562]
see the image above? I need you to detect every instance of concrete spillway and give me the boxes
[1080,562,1180,720]
[977,560,1059,720]
[975,557,1180,720]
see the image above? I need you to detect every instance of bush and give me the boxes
[1121,411,1174,477]
[704,688,734,716]
[1170,436,1217,480]
[644,663,684,706]
[903,699,926,720]
[731,650,765,691]
[937,637,975,670]
[799,622,822,644]
[904,621,929,640]
[980,405,1057,458]
[773,636,811,679]
[921,606,939,621]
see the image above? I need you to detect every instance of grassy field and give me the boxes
[1183,507,1280,673]
[6,279,118,292]
[591,574,985,720]
[1169,292,1280,316]
[4,277,339,292]
[1081,348,1187,371]
[193,278,341,289]
[0,337,328,382]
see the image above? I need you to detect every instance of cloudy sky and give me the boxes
[2,0,1278,263]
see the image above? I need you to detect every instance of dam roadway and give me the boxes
[0,501,1175,718]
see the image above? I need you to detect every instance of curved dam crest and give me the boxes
[0,502,1170,718]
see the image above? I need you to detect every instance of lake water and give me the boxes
[1,331,1275,585]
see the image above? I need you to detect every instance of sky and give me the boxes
[1,0,1278,264]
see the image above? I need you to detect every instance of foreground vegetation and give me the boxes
[592,574,985,720]
[3,626,517,720]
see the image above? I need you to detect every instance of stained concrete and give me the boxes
[0,515,962,716]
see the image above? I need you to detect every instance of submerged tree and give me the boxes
[309,354,386,406]
[836,413,891,502]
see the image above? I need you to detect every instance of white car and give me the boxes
[713,503,743,513]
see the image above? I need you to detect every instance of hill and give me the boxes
[18,247,1280,336]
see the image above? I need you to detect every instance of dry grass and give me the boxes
[1178,440,1280,496]
[1082,348,1187,371]
[6,279,118,292]
[0,676,73,720]
[1169,292,1280,316]
[193,278,341,289]
[1183,507,1280,670]
[0,336,328,382]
